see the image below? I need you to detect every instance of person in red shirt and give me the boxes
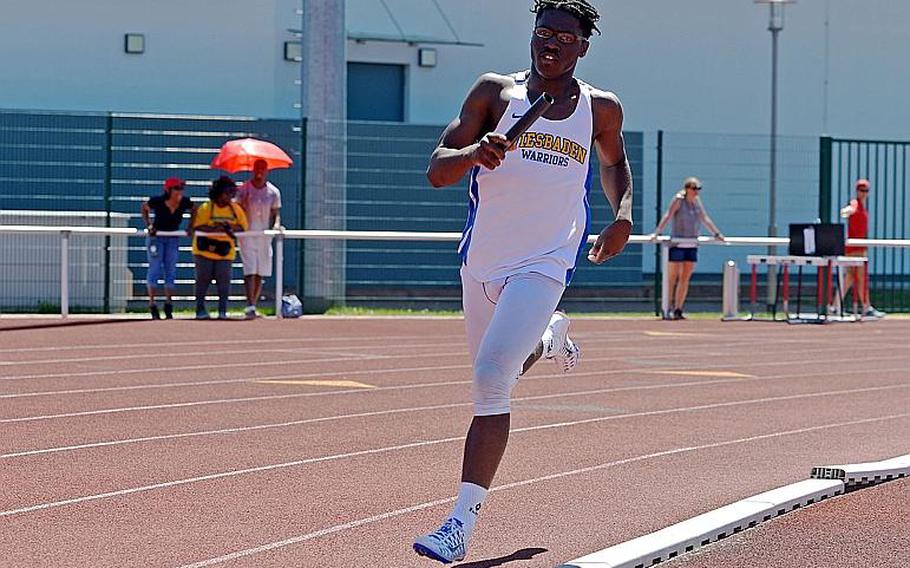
[840,178,884,317]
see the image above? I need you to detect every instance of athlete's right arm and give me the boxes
[840,199,858,218]
[650,197,681,238]
[140,201,155,235]
[426,74,510,188]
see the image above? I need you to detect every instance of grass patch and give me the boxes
[124,306,277,317]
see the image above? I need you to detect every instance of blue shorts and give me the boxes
[147,236,180,288]
[669,247,698,263]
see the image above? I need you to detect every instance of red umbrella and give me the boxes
[211,138,293,173]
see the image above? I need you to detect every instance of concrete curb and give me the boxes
[558,453,910,568]
[811,454,910,488]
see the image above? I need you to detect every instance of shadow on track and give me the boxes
[456,547,548,568]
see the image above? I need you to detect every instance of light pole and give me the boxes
[755,0,794,308]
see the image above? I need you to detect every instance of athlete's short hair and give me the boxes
[531,0,601,38]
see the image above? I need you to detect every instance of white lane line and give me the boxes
[3,346,907,423]
[0,334,464,355]
[174,412,910,568]
[0,332,648,386]
[3,385,907,517]
[0,355,465,382]
[0,347,361,368]
[0,339,481,368]
[5,372,909,460]
[0,335,645,382]
[0,321,896,356]
[2,339,902,400]
[0,332,870,383]
[0,375,787,459]
[0,344,721,399]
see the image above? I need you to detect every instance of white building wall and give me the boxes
[0,0,301,117]
[2,1,907,136]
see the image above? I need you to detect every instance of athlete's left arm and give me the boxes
[587,91,633,264]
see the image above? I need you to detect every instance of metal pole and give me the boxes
[654,130,664,316]
[61,231,70,318]
[298,117,307,306]
[103,113,113,314]
[660,242,670,318]
[275,232,284,319]
[818,137,833,222]
[766,5,780,309]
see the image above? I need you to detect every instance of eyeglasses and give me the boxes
[687,185,702,191]
[857,188,870,193]
[534,26,586,45]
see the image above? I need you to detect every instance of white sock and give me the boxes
[451,482,488,540]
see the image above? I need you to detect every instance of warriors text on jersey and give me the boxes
[458,72,594,285]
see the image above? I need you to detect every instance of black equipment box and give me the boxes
[788,223,845,256]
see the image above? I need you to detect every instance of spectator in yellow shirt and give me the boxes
[191,176,248,319]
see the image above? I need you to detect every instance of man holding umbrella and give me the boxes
[236,159,282,319]
[211,138,291,319]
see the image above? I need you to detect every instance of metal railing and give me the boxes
[3,224,909,318]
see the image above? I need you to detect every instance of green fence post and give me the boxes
[654,130,663,316]
[103,112,113,313]
[818,136,832,223]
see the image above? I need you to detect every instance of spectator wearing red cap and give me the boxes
[840,178,884,318]
[140,177,196,319]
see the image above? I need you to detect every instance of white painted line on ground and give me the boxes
[3,341,903,401]
[0,437,466,518]
[0,335,643,382]
[0,355,465,382]
[176,495,460,568]
[0,333,874,383]
[0,333,465,355]
[3,388,908,516]
[7,375,910,459]
[0,338,484,368]
[0,320,894,356]
[172,413,910,568]
[3,350,908,424]
[254,379,376,388]
[0,347,354,367]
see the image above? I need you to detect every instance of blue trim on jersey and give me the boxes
[565,163,594,285]
[458,166,481,263]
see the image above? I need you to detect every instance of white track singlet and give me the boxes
[458,71,594,285]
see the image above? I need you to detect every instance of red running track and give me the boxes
[1,316,908,567]
[675,478,910,568]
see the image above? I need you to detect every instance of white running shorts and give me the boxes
[461,266,565,416]
[239,235,273,277]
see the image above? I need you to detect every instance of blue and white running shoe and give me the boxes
[413,517,467,564]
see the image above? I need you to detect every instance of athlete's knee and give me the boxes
[472,358,518,416]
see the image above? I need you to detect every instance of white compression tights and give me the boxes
[461,267,565,416]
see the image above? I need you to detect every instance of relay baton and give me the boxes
[503,92,555,147]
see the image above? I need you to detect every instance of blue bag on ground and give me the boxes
[281,294,303,318]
